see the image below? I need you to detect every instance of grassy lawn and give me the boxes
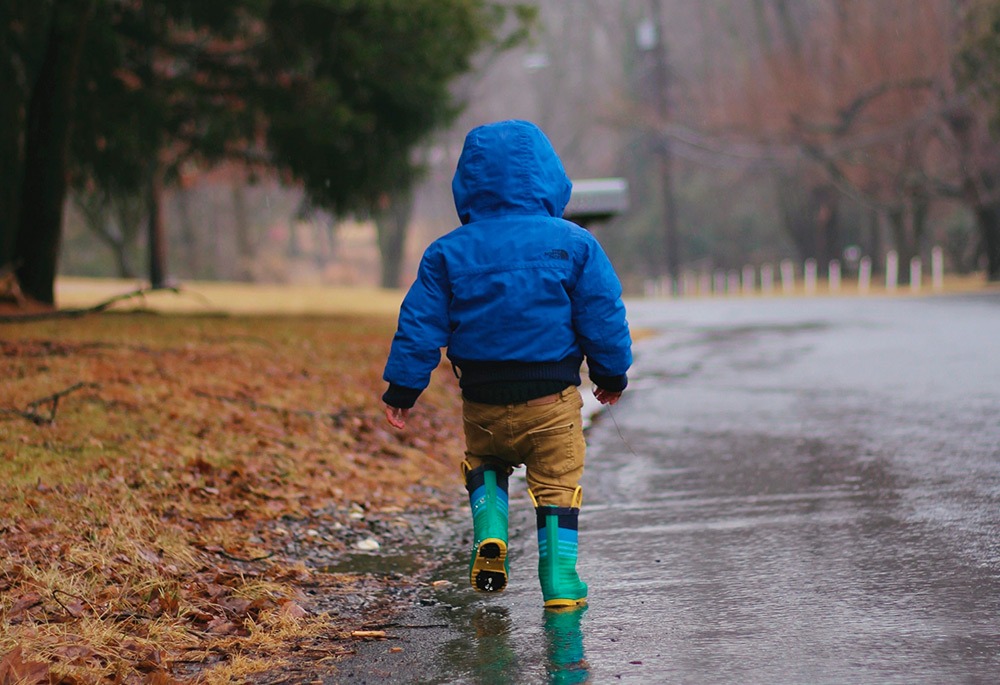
[1,282,465,683]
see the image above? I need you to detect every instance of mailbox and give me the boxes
[563,178,629,227]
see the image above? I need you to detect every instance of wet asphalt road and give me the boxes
[336,293,1000,684]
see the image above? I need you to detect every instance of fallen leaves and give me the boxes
[7,593,43,622]
[0,313,464,683]
[0,647,50,685]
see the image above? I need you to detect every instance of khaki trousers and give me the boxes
[462,385,586,508]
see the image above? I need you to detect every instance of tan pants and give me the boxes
[462,385,586,507]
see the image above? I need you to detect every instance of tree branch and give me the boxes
[0,286,180,323]
[0,382,100,426]
[793,77,937,137]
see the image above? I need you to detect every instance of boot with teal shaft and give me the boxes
[464,461,510,592]
[532,488,588,608]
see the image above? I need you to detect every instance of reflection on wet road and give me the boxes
[343,294,1000,684]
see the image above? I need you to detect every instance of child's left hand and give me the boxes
[385,405,409,429]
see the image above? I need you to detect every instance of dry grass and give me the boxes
[54,277,405,317]
[0,288,465,683]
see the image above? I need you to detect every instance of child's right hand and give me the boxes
[385,405,409,429]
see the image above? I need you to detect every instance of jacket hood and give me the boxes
[452,120,572,225]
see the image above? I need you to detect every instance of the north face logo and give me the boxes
[544,249,569,260]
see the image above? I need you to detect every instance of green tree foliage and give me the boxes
[260,0,493,213]
[1,0,523,304]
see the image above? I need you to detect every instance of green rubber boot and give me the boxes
[532,488,587,608]
[464,461,510,593]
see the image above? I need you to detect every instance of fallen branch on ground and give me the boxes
[0,286,180,323]
[0,382,100,426]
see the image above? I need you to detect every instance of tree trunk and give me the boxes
[812,184,839,267]
[887,205,918,285]
[649,0,679,287]
[14,0,94,304]
[112,193,142,279]
[912,191,929,260]
[174,187,201,279]
[0,18,24,268]
[375,192,413,289]
[232,182,255,282]
[75,191,133,278]
[774,172,811,260]
[976,203,1000,281]
[147,162,169,288]
[319,216,338,267]
[863,207,883,272]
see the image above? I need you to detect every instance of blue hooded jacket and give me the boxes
[383,120,631,408]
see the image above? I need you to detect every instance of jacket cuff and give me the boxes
[382,383,422,409]
[589,372,628,393]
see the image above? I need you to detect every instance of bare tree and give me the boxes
[670,0,976,279]
[73,189,142,278]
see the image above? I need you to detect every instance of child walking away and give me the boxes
[382,119,632,608]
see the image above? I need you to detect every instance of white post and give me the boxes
[931,246,944,292]
[727,270,740,294]
[760,264,774,295]
[713,271,726,295]
[804,258,818,295]
[742,265,755,295]
[780,259,795,295]
[683,271,697,297]
[910,257,922,293]
[828,260,841,293]
[699,271,712,296]
[858,256,872,294]
[886,251,899,292]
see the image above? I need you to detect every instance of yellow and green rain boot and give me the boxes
[531,487,588,608]
[463,461,510,593]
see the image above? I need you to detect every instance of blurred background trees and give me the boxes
[691,0,1000,282]
[409,0,1000,290]
[3,0,1000,306]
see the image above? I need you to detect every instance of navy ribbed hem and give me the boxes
[452,356,583,388]
[462,379,569,405]
[589,372,628,393]
[382,383,422,409]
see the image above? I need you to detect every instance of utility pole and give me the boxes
[643,0,680,293]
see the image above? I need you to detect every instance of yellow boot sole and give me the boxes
[543,597,587,609]
[471,537,508,592]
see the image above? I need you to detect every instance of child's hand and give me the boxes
[594,387,622,405]
[385,405,409,429]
